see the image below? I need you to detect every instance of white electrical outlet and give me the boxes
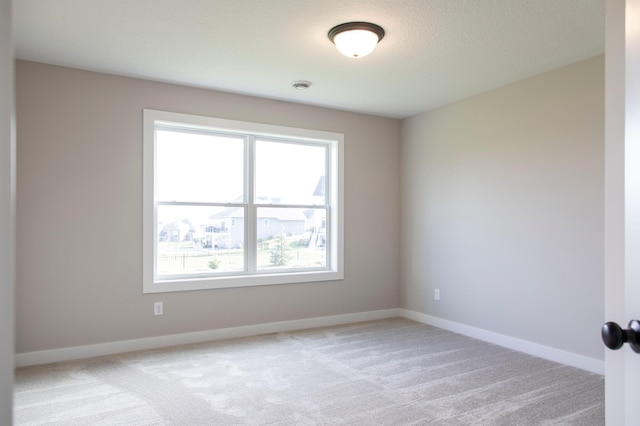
[434,289,440,301]
[154,301,163,316]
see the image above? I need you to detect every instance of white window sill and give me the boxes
[143,269,344,293]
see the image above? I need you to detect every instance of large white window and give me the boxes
[143,110,344,293]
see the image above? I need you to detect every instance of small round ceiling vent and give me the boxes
[292,80,312,90]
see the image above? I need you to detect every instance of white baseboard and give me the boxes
[401,309,604,375]
[15,308,403,367]
[15,308,604,375]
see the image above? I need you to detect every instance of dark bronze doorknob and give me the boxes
[602,320,640,353]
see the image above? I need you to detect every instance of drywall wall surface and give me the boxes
[1,0,15,421]
[15,60,401,353]
[400,56,604,360]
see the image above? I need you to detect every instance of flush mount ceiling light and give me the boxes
[328,22,385,58]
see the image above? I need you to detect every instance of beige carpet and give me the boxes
[14,318,604,425]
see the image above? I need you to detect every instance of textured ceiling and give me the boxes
[15,0,605,119]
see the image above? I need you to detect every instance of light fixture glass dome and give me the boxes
[328,22,385,59]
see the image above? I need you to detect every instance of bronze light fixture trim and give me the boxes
[328,22,385,58]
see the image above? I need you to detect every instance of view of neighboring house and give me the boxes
[158,221,193,242]
[207,207,306,249]
[158,176,327,250]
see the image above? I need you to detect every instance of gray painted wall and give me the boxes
[15,60,401,353]
[401,56,605,360]
[15,55,605,365]
[1,0,15,422]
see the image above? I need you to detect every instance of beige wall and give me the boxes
[401,56,605,360]
[1,0,15,422]
[15,55,605,364]
[15,60,401,354]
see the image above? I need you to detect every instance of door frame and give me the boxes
[604,0,640,424]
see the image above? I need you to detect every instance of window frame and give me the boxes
[143,109,344,293]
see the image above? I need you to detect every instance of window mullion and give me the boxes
[324,144,331,268]
[246,136,256,272]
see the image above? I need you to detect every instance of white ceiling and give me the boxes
[15,0,605,119]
